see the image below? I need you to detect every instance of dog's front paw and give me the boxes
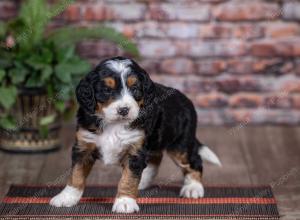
[112,196,139,213]
[50,185,83,207]
[180,181,204,199]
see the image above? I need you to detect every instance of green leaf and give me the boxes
[54,63,72,83]
[39,114,56,126]
[54,100,66,113]
[47,26,139,57]
[0,86,17,110]
[39,125,49,138]
[19,0,50,48]
[0,115,17,130]
[0,69,5,82]
[26,55,48,70]
[53,83,72,100]
[25,73,42,87]
[56,45,75,62]
[9,68,28,84]
[41,66,53,82]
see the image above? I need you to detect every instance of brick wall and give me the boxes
[1,0,300,125]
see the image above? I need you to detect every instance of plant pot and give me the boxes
[0,87,61,153]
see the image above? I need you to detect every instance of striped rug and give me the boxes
[0,185,279,219]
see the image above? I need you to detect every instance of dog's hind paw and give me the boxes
[180,180,204,199]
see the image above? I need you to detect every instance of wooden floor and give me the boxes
[0,125,299,219]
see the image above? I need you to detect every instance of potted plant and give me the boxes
[0,0,139,152]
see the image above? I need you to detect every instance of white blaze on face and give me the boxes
[103,59,140,122]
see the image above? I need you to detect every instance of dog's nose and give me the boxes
[118,107,129,116]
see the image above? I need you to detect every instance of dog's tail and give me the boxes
[197,140,222,167]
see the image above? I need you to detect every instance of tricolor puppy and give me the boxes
[50,57,221,213]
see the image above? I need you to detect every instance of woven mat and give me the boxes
[0,185,279,219]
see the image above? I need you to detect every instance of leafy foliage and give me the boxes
[0,0,139,131]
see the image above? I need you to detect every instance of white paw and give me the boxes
[112,196,139,213]
[49,185,83,207]
[138,164,158,190]
[180,180,204,199]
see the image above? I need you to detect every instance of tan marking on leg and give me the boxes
[117,137,145,199]
[167,150,202,182]
[68,154,95,190]
[117,162,140,198]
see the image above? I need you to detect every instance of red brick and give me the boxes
[184,77,217,94]
[160,58,195,75]
[195,92,228,108]
[84,4,109,21]
[166,23,199,39]
[264,23,300,38]
[214,2,280,21]
[135,22,200,39]
[251,41,294,57]
[227,109,253,124]
[84,3,146,21]
[227,59,253,75]
[109,3,146,21]
[264,94,292,108]
[138,40,178,58]
[188,41,247,57]
[196,60,227,76]
[292,95,300,109]
[64,4,81,21]
[295,59,300,76]
[134,22,161,38]
[140,59,161,73]
[252,59,282,73]
[229,93,263,108]
[277,75,300,93]
[149,3,211,21]
[196,109,225,125]
[216,76,260,94]
[199,24,231,39]
[233,24,264,40]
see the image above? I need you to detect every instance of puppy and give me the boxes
[50,56,221,213]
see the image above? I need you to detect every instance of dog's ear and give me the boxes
[141,69,155,107]
[76,76,96,114]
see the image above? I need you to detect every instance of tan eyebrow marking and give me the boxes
[126,76,137,87]
[103,77,116,89]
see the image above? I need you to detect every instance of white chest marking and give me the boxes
[96,123,144,165]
